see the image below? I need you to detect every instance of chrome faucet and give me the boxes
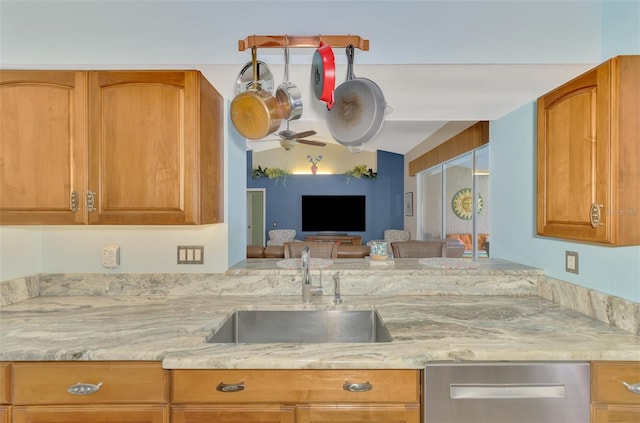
[333,272,343,305]
[301,246,323,303]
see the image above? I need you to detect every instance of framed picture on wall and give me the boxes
[405,192,413,216]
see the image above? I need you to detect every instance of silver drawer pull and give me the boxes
[450,384,565,399]
[67,382,103,395]
[623,381,640,395]
[343,381,372,392]
[216,382,245,393]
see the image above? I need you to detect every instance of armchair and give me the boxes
[267,229,298,246]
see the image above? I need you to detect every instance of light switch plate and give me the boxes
[566,251,579,274]
[177,245,204,264]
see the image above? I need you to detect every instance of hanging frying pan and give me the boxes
[230,47,282,140]
[311,41,335,110]
[326,44,386,148]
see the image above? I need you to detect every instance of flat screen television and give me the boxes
[301,195,366,232]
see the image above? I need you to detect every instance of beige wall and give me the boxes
[253,143,377,175]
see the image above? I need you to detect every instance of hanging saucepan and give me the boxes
[230,47,282,140]
[234,58,274,95]
[326,44,386,149]
[311,41,335,110]
[275,44,303,121]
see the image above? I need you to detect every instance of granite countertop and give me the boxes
[0,258,638,368]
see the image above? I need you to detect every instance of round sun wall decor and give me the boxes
[451,188,484,220]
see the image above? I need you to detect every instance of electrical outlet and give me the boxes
[101,244,120,269]
[566,251,579,274]
[177,245,204,264]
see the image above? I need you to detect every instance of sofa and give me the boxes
[247,239,465,259]
[247,244,371,259]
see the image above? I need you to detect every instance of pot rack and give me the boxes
[238,34,369,51]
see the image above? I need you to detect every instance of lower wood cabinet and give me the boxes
[171,369,421,423]
[591,361,640,423]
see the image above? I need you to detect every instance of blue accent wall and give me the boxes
[247,150,404,245]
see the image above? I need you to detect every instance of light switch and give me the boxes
[566,251,579,274]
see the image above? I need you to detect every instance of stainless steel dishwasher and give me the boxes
[424,362,590,423]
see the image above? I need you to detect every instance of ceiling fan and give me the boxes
[259,121,327,151]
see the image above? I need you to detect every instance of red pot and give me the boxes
[311,41,335,110]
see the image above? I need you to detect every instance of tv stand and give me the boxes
[305,234,362,246]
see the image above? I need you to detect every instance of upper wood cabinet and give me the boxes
[0,70,223,225]
[537,55,640,245]
[0,71,88,224]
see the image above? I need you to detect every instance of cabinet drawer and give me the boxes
[171,369,420,404]
[592,404,640,423]
[592,362,640,405]
[12,404,169,423]
[0,363,10,404]
[13,361,168,405]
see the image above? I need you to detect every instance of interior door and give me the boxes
[247,189,266,246]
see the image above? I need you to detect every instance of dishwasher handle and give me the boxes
[450,383,566,399]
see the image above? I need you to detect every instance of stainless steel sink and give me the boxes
[207,309,393,344]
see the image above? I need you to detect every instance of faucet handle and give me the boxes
[333,272,343,305]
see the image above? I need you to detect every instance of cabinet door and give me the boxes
[13,405,168,423]
[88,70,220,224]
[537,62,610,243]
[172,404,295,423]
[296,404,420,423]
[0,70,88,224]
[0,406,8,423]
[592,405,640,423]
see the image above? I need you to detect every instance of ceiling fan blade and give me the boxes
[251,138,280,142]
[297,139,326,147]
[292,130,317,139]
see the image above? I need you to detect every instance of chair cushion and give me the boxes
[267,229,297,246]
[384,229,411,242]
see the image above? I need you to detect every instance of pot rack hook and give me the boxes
[250,46,258,87]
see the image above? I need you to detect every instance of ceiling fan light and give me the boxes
[280,139,296,150]
[347,144,365,153]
